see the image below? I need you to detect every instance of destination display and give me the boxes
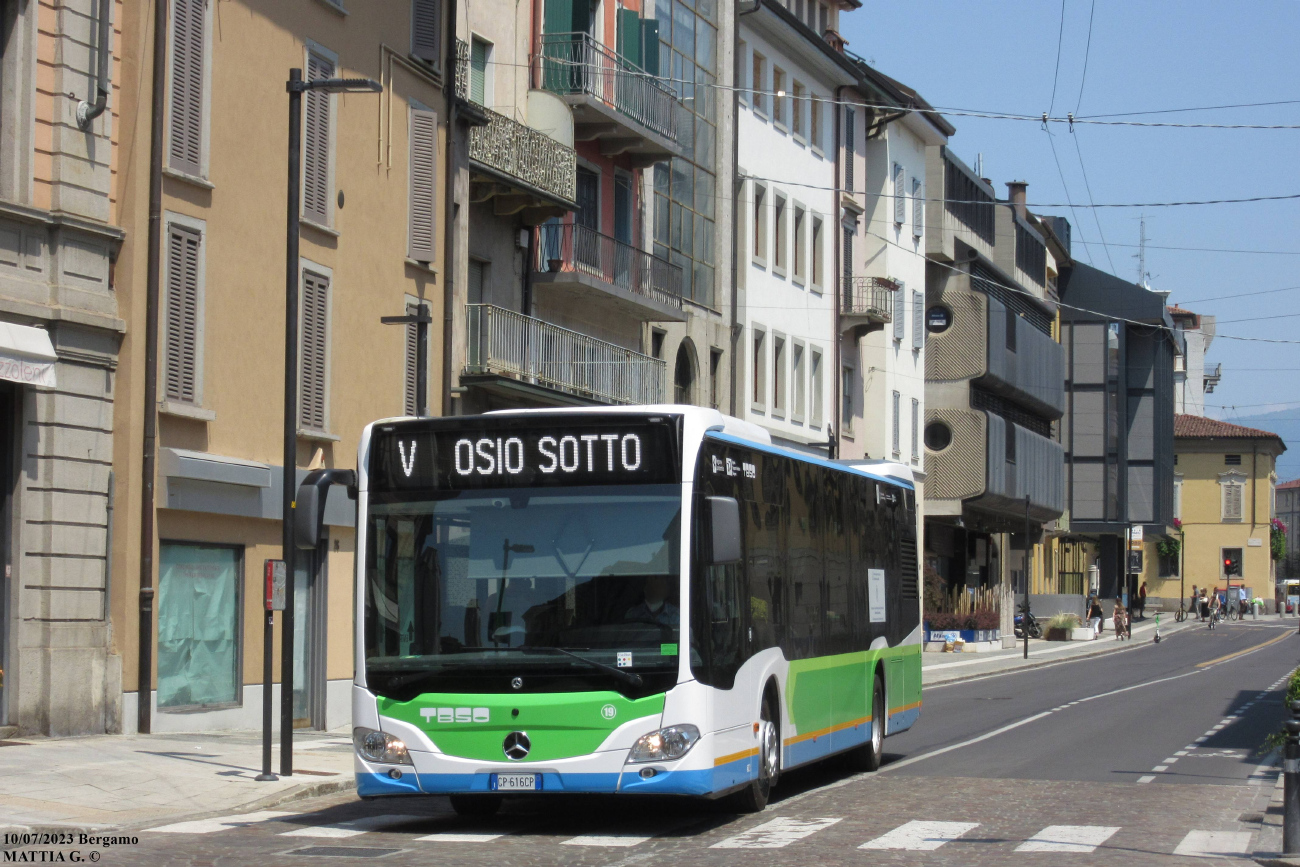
[368,416,680,491]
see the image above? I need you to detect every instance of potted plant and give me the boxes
[1044,612,1081,641]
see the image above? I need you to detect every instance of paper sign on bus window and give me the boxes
[868,569,886,623]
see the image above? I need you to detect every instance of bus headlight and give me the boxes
[353,727,413,765]
[628,725,700,763]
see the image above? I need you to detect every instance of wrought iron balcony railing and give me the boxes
[842,276,896,320]
[470,106,577,205]
[466,304,665,405]
[455,39,469,101]
[535,222,682,310]
[538,32,677,143]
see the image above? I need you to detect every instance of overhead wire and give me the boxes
[1048,0,1067,118]
[1074,0,1096,114]
[1069,130,1117,273]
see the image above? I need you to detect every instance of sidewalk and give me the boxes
[0,728,355,837]
[923,611,1207,685]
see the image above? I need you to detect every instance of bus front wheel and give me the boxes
[727,693,780,813]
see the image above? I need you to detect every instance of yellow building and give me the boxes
[1150,415,1285,610]
[109,0,455,734]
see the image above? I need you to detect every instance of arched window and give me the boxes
[674,342,696,405]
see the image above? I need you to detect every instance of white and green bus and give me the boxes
[305,406,921,814]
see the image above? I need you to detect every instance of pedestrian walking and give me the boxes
[1198,588,1209,621]
[1087,595,1104,639]
[1237,585,1249,618]
[1113,598,1129,641]
[1190,584,1199,621]
[1137,581,1148,620]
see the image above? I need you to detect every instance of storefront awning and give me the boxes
[0,320,57,387]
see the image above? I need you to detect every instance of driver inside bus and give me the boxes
[624,574,679,627]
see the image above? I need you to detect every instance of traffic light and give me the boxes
[1223,550,1242,576]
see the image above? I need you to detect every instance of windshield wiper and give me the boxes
[483,646,644,689]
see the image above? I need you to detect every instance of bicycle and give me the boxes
[1175,604,1187,623]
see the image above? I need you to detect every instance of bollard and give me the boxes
[1285,700,1300,854]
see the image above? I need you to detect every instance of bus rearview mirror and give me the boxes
[295,468,357,549]
[707,496,741,565]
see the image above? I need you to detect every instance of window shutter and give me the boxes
[639,19,660,76]
[911,398,920,460]
[912,290,923,349]
[1224,484,1242,521]
[411,0,441,64]
[303,51,334,226]
[911,177,923,238]
[892,390,901,455]
[893,163,905,224]
[469,40,487,105]
[299,271,330,431]
[165,225,201,403]
[893,278,906,341]
[617,8,641,70]
[408,108,438,262]
[468,259,485,303]
[403,302,419,416]
[169,0,205,176]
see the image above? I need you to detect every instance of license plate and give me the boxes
[491,773,540,791]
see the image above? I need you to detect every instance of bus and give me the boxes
[301,406,921,815]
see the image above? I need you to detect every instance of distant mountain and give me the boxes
[1209,408,1300,483]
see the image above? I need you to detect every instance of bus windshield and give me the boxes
[364,484,682,697]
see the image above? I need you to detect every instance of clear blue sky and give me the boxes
[839,1,1300,423]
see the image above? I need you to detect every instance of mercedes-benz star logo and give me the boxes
[503,731,531,760]
[511,677,523,690]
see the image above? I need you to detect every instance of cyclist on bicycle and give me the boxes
[1208,591,1221,629]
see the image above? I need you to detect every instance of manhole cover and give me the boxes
[287,847,402,858]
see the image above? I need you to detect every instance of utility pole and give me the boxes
[1022,495,1031,660]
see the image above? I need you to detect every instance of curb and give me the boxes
[0,776,356,849]
[923,618,1198,686]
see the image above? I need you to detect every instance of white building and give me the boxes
[838,71,951,471]
[1168,305,1218,417]
[735,1,858,452]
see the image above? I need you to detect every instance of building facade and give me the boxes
[1056,262,1179,605]
[0,0,125,736]
[1166,415,1284,608]
[106,0,457,735]
[1168,305,1217,418]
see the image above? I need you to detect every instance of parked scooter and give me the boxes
[1014,610,1043,640]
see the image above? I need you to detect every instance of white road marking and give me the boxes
[563,834,655,847]
[711,817,842,849]
[1175,750,1188,756]
[1015,825,1119,853]
[1163,758,1179,764]
[1153,765,1169,772]
[279,814,418,838]
[413,832,504,842]
[1136,775,1156,784]
[144,811,296,834]
[859,820,979,851]
[1172,830,1252,858]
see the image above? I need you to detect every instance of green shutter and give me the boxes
[470,39,487,105]
[544,0,574,34]
[640,19,660,75]
[618,8,640,69]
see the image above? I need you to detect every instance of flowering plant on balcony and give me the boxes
[1272,517,1287,561]
[1172,517,1182,531]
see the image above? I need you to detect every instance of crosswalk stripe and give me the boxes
[859,820,979,851]
[143,811,296,835]
[1014,825,1119,853]
[711,817,841,849]
[413,832,504,843]
[1173,830,1252,858]
[279,814,419,838]
[563,834,654,847]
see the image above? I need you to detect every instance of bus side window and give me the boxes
[704,563,744,686]
[747,500,784,651]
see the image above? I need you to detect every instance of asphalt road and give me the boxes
[17,619,1297,866]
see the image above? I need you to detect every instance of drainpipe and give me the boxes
[137,0,169,735]
[830,86,843,457]
[442,0,461,416]
[76,0,113,129]
[730,0,760,418]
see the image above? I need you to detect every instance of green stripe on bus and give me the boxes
[377,691,666,763]
[785,644,921,738]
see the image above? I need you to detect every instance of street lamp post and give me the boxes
[274,69,382,779]
[1022,495,1031,660]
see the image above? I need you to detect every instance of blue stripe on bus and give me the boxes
[357,771,424,797]
[887,705,921,734]
[703,433,916,491]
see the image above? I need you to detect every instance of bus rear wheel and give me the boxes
[727,694,779,813]
[846,676,885,772]
[449,794,503,817]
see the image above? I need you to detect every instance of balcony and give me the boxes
[469,106,578,216]
[841,276,895,337]
[538,32,680,164]
[926,146,995,264]
[465,304,665,405]
[533,222,685,322]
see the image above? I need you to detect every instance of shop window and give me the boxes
[157,543,243,710]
